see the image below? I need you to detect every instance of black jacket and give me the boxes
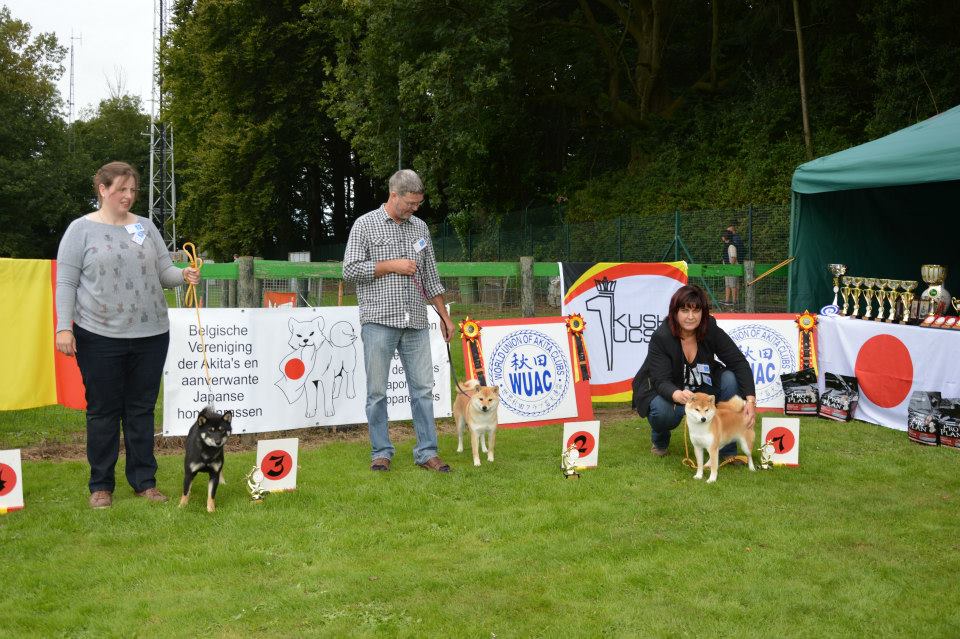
[631,315,756,417]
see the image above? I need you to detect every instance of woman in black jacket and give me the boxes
[631,284,756,457]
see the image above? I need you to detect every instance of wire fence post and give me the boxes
[674,209,680,261]
[520,256,535,317]
[617,215,623,262]
[237,256,256,308]
[747,205,753,260]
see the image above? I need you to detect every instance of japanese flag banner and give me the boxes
[817,315,960,431]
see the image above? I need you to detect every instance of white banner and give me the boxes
[163,307,451,435]
[481,321,578,425]
[715,315,800,409]
[559,262,687,401]
[817,315,960,431]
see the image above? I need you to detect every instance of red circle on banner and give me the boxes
[566,431,595,457]
[765,427,795,454]
[0,463,17,497]
[854,335,913,408]
[260,450,293,480]
[284,358,305,380]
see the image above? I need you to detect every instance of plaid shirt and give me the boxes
[342,206,445,329]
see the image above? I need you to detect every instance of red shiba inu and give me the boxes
[685,392,756,483]
[453,380,500,467]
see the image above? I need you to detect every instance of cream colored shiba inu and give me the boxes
[685,392,756,483]
[453,380,500,466]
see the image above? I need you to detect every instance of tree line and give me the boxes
[3,1,959,260]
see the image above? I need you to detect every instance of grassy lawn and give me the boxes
[1,406,958,637]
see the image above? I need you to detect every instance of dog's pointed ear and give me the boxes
[222,410,233,423]
[493,386,500,394]
[197,414,207,426]
[709,395,717,405]
[288,317,297,332]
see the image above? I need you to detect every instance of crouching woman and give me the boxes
[631,284,756,458]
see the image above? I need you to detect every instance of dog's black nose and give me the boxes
[699,417,706,422]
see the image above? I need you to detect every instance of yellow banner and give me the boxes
[0,258,57,410]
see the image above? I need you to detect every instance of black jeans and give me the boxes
[74,325,169,493]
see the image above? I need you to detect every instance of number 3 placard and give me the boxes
[256,438,299,491]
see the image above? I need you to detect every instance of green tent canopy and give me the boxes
[789,104,960,313]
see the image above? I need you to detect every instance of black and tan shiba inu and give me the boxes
[179,407,232,512]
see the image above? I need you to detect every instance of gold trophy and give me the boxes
[840,276,852,316]
[920,265,950,317]
[874,280,889,322]
[884,280,901,323]
[900,280,918,324]
[827,264,847,308]
[953,297,960,315]
[849,276,864,318]
[862,277,876,320]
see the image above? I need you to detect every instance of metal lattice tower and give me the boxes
[148,0,177,252]
[68,32,82,152]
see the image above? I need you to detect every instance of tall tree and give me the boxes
[0,8,80,258]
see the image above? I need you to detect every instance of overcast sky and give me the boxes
[3,0,156,119]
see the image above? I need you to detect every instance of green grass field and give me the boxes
[1,404,958,637]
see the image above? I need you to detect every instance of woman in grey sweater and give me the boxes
[55,161,200,509]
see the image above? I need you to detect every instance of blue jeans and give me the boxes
[648,369,739,457]
[74,325,169,493]
[361,323,438,464]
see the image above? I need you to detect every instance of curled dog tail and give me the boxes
[717,395,745,412]
[461,379,481,392]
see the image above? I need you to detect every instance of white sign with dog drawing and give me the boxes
[0,449,24,513]
[256,438,299,492]
[562,421,600,468]
[162,307,451,435]
[760,417,800,466]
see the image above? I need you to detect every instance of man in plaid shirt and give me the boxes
[343,169,455,473]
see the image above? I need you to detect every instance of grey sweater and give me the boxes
[56,215,185,338]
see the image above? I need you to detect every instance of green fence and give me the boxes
[306,205,790,312]
[180,254,789,318]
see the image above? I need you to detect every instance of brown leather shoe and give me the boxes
[89,490,112,509]
[416,456,451,473]
[651,446,668,457]
[135,487,169,502]
[370,457,391,471]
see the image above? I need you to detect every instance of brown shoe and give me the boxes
[370,457,391,471]
[135,487,169,502]
[651,446,668,457]
[89,490,113,509]
[417,456,451,473]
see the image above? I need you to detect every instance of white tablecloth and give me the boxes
[817,315,960,430]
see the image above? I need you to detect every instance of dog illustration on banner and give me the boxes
[275,316,358,418]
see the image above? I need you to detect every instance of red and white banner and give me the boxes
[560,262,687,401]
[817,315,960,430]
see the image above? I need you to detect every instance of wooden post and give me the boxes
[237,256,256,308]
[744,260,756,312]
[520,256,535,317]
[227,279,237,308]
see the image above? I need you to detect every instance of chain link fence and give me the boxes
[177,205,790,316]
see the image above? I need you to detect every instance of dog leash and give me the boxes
[409,270,472,398]
[183,242,215,399]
